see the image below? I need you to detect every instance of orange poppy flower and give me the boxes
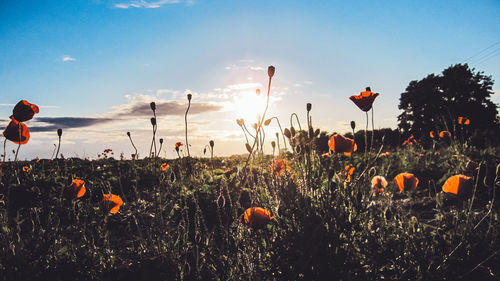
[371,176,388,196]
[161,163,170,171]
[458,117,470,125]
[321,152,330,158]
[68,179,86,198]
[328,134,357,156]
[439,131,451,138]
[244,207,274,229]
[3,117,30,144]
[22,166,30,172]
[175,142,183,148]
[442,174,473,198]
[402,135,417,146]
[349,88,380,112]
[344,165,355,182]
[270,159,291,176]
[429,131,435,139]
[102,193,123,214]
[12,100,39,122]
[394,173,419,192]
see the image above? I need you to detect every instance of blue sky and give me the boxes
[1,0,499,159]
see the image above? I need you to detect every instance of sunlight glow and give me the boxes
[231,90,268,124]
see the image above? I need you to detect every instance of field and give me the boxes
[1,140,499,280]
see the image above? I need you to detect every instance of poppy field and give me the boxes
[1,66,500,281]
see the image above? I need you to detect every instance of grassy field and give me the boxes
[1,142,499,280]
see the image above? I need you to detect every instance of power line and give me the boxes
[464,40,500,62]
[475,48,500,65]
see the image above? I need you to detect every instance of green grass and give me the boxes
[0,144,499,280]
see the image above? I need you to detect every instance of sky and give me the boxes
[1,0,499,160]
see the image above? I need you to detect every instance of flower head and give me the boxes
[328,134,357,156]
[161,163,170,171]
[22,166,31,172]
[442,174,473,198]
[439,131,451,138]
[3,117,30,144]
[68,179,86,198]
[402,135,417,146]
[270,159,291,176]
[12,100,39,122]
[371,175,388,196]
[349,87,379,112]
[244,207,274,229]
[101,193,123,214]
[394,173,419,192]
[458,117,470,125]
[175,142,183,148]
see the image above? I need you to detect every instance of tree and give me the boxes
[397,64,498,142]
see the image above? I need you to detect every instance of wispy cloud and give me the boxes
[29,117,113,132]
[114,0,180,9]
[0,103,59,108]
[62,56,76,62]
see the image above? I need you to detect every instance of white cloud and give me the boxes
[62,56,76,62]
[114,0,180,9]
[304,81,313,85]
[239,59,254,63]
[249,66,265,71]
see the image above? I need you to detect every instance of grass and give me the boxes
[0,142,499,281]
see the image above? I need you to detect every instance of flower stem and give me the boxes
[185,99,191,157]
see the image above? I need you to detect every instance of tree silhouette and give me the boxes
[398,64,498,142]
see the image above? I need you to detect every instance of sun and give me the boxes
[232,90,268,125]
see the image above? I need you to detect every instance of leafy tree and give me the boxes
[397,64,498,142]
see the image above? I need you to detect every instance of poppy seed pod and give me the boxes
[245,143,252,153]
[306,103,312,112]
[271,141,276,149]
[284,128,291,139]
[150,102,156,111]
[187,93,192,101]
[264,119,272,126]
[57,128,63,137]
[150,117,156,126]
[159,138,164,144]
[209,140,214,148]
[236,119,243,127]
[203,147,207,154]
[350,121,356,130]
[127,131,131,137]
[290,126,296,137]
[315,128,320,137]
[366,87,371,91]
[308,127,314,139]
[268,65,275,78]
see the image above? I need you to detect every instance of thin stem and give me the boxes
[158,142,163,158]
[370,107,375,152]
[14,123,21,161]
[3,138,6,162]
[55,135,61,159]
[128,134,138,158]
[185,100,191,157]
[290,113,302,130]
[270,117,287,150]
[243,123,255,139]
[365,111,368,158]
[240,126,249,144]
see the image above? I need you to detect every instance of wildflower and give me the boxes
[67,179,86,198]
[270,159,291,176]
[394,173,419,192]
[3,117,30,144]
[244,207,274,229]
[175,142,183,148]
[349,87,379,112]
[458,117,470,125]
[429,131,436,139]
[328,134,357,156]
[101,193,123,214]
[321,152,330,158]
[439,131,451,138]
[344,165,355,183]
[402,135,417,146]
[379,152,390,157]
[161,163,170,171]
[12,100,39,122]
[371,176,388,196]
[22,166,30,172]
[442,174,473,198]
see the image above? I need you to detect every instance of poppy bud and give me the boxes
[57,128,63,137]
[315,128,320,137]
[236,119,243,127]
[256,89,261,96]
[150,102,156,111]
[365,87,371,92]
[127,131,131,137]
[306,103,312,112]
[209,140,214,148]
[308,127,314,139]
[268,65,275,78]
[159,138,164,144]
[203,147,207,154]
[275,132,279,138]
[245,143,252,153]
[264,118,272,126]
[252,123,257,130]
[290,126,296,137]
[350,121,356,130]
[151,117,156,126]
[284,128,291,139]
[271,141,276,149]
[187,93,192,101]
